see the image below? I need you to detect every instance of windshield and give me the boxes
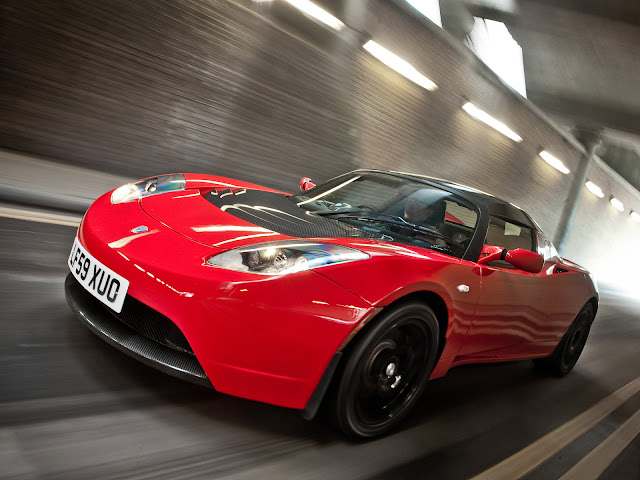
[289,172,479,258]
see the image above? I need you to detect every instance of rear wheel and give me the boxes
[535,303,594,376]
[330,302,439,438]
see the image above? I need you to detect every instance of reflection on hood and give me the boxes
[206,189,384,240]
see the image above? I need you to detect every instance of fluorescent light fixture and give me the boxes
[363,40,438,91]
[462,102,522,142]
[539,151,570,174]
[406,0,442,27]
[584,181,604,198]
[630,211,640,223]
[610,196,624,212]
[283,0,345,30]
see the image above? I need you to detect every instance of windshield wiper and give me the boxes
[319,212,463,247]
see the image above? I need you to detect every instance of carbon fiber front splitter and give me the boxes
[65,273,213,388]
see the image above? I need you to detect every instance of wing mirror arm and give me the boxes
[478,245,544,274]
[477,246,505,265]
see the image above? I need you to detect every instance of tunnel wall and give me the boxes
[1,0,638,293]
[563,158,640,295]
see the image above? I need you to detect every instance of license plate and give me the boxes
[68,238,129,313]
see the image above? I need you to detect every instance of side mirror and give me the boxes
[478,245,544,274]
[300,177,316,192]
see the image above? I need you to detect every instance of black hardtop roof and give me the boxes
[357,169,538,230]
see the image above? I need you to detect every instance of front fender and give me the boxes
[314,250,481,379]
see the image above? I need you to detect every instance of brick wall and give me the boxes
[1,0,638,293]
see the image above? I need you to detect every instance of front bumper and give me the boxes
[65,273,212,388]
[71,192,376,409]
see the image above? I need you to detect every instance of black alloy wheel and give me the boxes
[330,302,440,438]
[535,303,594,376]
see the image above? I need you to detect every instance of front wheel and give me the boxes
[535,303,594,376]
[329,302,440,438]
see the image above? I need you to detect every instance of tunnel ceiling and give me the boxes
[466,0,640,190]
[519,0,640,27]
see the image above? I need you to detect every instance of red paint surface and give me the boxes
[75,174,598,410]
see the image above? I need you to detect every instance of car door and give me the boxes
[533,230,592,342]
[459,215,554,359]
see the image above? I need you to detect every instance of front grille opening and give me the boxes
[107,295,194,355]
[70,276,194,355]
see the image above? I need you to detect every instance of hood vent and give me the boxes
[206,190,382,240]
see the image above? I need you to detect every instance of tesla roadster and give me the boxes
[65,170,598,438]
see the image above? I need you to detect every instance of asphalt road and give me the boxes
[1,214,639,479]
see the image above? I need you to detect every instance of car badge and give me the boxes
[457,284,470,293]
[131,225,149,234]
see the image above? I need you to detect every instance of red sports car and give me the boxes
[65,170,598,438]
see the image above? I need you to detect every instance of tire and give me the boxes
[329,302,440,439]
[535,303,594,377]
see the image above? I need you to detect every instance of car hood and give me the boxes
[140,187,384,251]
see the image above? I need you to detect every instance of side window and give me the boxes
[444,200,478,228]
[443,199,477,247]
[485,216,536,268]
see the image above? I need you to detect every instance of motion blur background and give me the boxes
[2,2,640,479]
[1,0,640,295]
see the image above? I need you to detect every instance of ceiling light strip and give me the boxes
[462,102,522,142]
[539,151,570,174]
[363,40,438,91]
[610,196,624,212]
[585,181,604,198]
[283,0,345,31]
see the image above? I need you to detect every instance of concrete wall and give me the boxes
[563,158,640,296]
[509,0,640,137]
[1,0,638,294]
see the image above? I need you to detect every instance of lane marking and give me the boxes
[469,376,640,480]
[0,205,82,227]
[558,408,640,480]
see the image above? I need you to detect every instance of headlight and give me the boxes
[206,241,369,275]
[111,174,186,204]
